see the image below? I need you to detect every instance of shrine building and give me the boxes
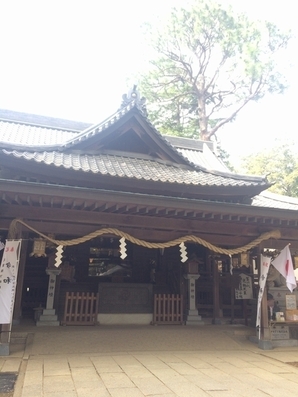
[1,88,298,328]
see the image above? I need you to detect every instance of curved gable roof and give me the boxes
[0,102,270,200]
[61,102,189,164]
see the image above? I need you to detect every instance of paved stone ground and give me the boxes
[1,323,298,397]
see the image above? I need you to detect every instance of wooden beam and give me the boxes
[14,195,22,205]
[2,194,11,204]
[117,205,129,213]
[2,179,294,221]
[0,218,274,247]
[107,204,119,213]
[89,202,99,211]
[2,204,298,242]
[96,203,108,212]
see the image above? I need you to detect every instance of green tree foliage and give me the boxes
[240,143,298,197]
[218,146,235,172]
[138,0,291,140]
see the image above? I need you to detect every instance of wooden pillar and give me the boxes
[212,258,222,324]
[257,242,273,349]
[0,239,4,352]
[230,274,235,323]
[260,289,270,337]
[13,239,28,324]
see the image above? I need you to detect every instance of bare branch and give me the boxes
[208,93,255,139]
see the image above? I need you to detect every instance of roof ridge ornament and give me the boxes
[120,85,147,116]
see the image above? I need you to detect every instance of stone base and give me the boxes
[36,321,60,327]
[272,339,298,347]
[249,335,298,349]
[212,318,223,325]
[186,318,205,325]
[36,308,60,326]
[0,343,9,356]
[185,311,204,325]
[258,339,273,350]
[97,313,152,325]
[187,309,200,316]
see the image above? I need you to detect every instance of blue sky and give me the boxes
[0,1,296,164]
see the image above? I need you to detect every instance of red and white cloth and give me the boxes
[272,244,296,292]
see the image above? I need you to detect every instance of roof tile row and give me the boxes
[0,120,75,146]
[4,150,267,187]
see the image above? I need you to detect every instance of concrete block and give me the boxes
[258,339,273,350]
[0,343,9,356]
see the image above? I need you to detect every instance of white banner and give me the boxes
[0,240,22,324]
[272,244,296,292]
[256,255,271,332]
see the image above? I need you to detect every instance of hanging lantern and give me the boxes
[30,239,47,257]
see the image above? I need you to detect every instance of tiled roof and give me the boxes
[165,135,226,171]
[252,191,298,210]
[176,146,228,173]
[3,149,268,187]
[0,116,238,178]
[0,109,91,131]
[164,135,216,151]
[61,102,143,149]
[0,103,268,190]
[0,120,76,147]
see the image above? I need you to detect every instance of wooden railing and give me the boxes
[152,294,183,325]
[62,292,99,326]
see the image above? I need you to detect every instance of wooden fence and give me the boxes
[62,292,99,326]
[152,294,183,325]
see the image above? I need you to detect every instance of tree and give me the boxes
[138,0,292,140]
[240,142,298,197]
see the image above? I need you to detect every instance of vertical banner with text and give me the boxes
[0,240,22,324]
[256,255,271,335]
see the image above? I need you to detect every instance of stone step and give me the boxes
[10,336,26,345]
[36,320,60,327]
[38,314,59,322]
[10,333,28,344]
